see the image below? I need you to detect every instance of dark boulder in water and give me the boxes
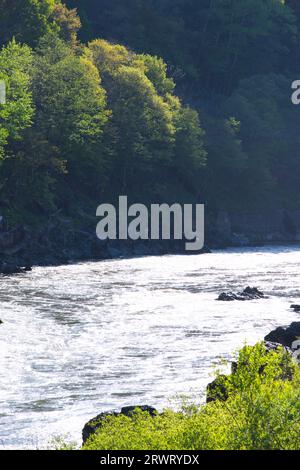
[82,405,157,444]
[217,292,245,301]
[290,304,300,313]
[217,286,266,301]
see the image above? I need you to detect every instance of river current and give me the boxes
[0,245,299,449]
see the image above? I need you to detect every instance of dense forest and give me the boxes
[1,0,300,231]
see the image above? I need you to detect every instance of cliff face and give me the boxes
[210,209,300,247]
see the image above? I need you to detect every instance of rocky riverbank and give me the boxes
[209,209,300,247]
[0,215,212,274]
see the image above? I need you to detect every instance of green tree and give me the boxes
[203,112,248,210]
[103,64,175,196]
[50,2,81,47]
[88,39,176,197]
[0,1,82,48]
[135,54,175,97]
[224,74,300,208]
[66,0,297,93]
[3,36,109,215]
[169,95,207,194]
[88,39,206,200]
[0,0,57,47]
[31,36,109,200]
[0,40,34,159]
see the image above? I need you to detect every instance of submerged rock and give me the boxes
[82,405,157,444]
[264,322,300,348]
[217,286,266,301]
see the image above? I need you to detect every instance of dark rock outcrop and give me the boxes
[0,210,213,273]
[264,322,300,348]
[217,286,266,301]
[0,262,32,275]
[291,304,300,313]
[1,207,300,268]
[0,224,28,255]
[211,209,300,247]
[82,405,157,444]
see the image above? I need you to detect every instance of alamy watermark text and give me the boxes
[96,196,205,251]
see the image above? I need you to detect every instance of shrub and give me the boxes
[83,343,300,450]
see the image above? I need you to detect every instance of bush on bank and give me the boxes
[83,343,300,450]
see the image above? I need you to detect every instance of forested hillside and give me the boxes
[65,0,300,210]
[1,0,300,231]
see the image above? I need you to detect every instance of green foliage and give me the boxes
[0,1,82,48]
[25,35,108,209]
[223,74,300,208]
[0,0,57,47]
[0,41,34,158]
[87,39,131,77]
[62,0,300,212]
[50,2,81,46]
[1,0,300,220]
[83,344,300,450]
[0,14,206,219]
[0,35,110,214]
[66,0,297,93]
[88,39,206,199]
[33,36,108,157]
[135,54,175,96]
[170,98,207,192]
[102,64,175,194]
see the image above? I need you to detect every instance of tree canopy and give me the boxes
[0,0,299,224]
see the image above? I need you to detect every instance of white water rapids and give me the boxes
[0,245,299,449]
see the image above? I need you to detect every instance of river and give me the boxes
[0,245,299,449]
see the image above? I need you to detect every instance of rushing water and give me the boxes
[0,245,299,449]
